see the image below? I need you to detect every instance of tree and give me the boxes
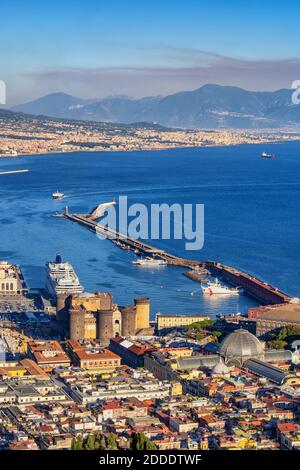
[71,437,76,450]
[85,433,96,450]
[131,432,139,450]
[131,432,157,450]
[98,435,107,450]
[194,332,206,341]
[144,440,157,450]
[285,326,300,340]
[278,328,287,341]
[106,433,118,450]
[187,320,215,331]
[211,330,222,340]
[71,435,84,450]
[267,339,287,350]
[200,319,216,329]
[268,325,300,348]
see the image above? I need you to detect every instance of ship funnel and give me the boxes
[55,254,62,264]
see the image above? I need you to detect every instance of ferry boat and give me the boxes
[0,169,29,175]
[45,254,84,301]
[133,257,167,267]
[201,278,242,295]
[261,152,275,159]
[52,190,65,200]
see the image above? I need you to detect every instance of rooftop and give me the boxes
[220,329,265,363]
[256,303,300,323]
[67,339,120,361]
[28,340,70,365]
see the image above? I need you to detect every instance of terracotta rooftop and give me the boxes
[110,336,155,355]
[67,340,119,361]
[278,422,300,433]
[102,398,146,410]
[28,340,70,365]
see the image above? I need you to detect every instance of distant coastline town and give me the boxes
[0,110,300,157]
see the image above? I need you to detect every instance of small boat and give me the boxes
[201,278,242,295]
[133,257,167,267]
[261,152,275,159]
[52,190,65,200]
[0,169,29,175]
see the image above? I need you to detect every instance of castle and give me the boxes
[56,291,152,342]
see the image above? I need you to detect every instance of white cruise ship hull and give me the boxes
[202,287,240,295]
[201,278,242,295]
[45,257,84,301]
[133,259,167,267]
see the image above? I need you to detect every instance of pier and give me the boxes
[204,261,291,305]
[66,212,201,268]
[62,207,291,306]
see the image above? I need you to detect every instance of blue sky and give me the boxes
[1,0,300,104]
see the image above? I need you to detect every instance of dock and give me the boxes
[204,261,291,305]
[66,212,202,268]
[62,207,292,305]
[184,269,209,283]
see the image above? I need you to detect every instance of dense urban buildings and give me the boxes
[0,256,299,451]
[0,111,299,157]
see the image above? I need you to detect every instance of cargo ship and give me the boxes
[45,254,84,301]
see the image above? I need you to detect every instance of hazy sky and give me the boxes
[1,0,300,105]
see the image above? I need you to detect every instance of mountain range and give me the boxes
[11,84,300,129]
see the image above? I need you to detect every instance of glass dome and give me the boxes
[220,329,264,365]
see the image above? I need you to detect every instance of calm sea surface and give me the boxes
[0,141,300,318]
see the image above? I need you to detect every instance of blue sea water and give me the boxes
[0,141,299,319]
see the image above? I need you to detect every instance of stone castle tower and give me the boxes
[61,293,151,342]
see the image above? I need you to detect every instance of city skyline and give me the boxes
[2,0,300,104]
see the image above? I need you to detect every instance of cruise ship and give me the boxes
[201,278,242,295]
[45,254,84,300]
[133,257,167,267]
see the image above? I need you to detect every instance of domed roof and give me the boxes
[292,349,300,365]
[212,358,230,375]
[220,329,264,360]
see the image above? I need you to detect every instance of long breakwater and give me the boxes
[63,210,291,306]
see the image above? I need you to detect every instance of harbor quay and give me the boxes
[64,204,291,305]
